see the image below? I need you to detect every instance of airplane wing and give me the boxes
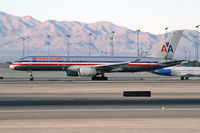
[92,52,183,72]
[93,51,144,71]
[93,61,129,71]
[157,60,184,67]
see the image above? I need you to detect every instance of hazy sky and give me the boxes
[0,0,199,34]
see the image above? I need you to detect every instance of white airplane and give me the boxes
[9,30,183,81]
[152,66,200,80]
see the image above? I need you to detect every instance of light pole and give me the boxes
[88,33,92,56]
[47,35,50,56]
[196,25,200,66]
[145,51,148,57]
[109,36,113,56]
[136,30,140,58]
[27,36,30,56]
[110,31,115,56]
[101,51,103,56]
[66,35,70,57]
[194,35,197,64]
[188,50,191,61]
[20,37,26,57]
[184,51,187,60]
[165,27,168,39]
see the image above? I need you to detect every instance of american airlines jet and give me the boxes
[9,30,183,81]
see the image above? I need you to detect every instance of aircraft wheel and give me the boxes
[185,77,189,80]
[95,77,102,80]
[30,77,34,81]
[92,76,96,80]
[181,76,184,80]
[102,77,108,80]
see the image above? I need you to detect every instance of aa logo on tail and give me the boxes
[161,42,173,53]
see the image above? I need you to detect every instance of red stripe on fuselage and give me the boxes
[11,63,157,66]
[11,63,102,66]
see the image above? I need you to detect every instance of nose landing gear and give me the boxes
[28,71,34,81]
[181,76,189,80]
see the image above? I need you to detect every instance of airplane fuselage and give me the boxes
[10,56,168,73]
[152,66,200,80]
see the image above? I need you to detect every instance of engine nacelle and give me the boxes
[66,71,79,76]
[67,66,79,72]
[78,66,97,77]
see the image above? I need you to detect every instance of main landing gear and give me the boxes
[91,73,108,80]
[181,76,189,80]
[28,71,34,81]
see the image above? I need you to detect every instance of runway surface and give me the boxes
[0,92,200,120]
[1,68,200,132]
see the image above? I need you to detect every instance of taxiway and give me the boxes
[0,68,200,133]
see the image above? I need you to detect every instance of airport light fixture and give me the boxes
[66,35,70,57]
[101,51,104,56]
[27,36,30,56]
[165,27,168,39]
[188,50,191,61]
[184,51,187,60]
[47,35,50,56]
[145,51,148,57]
[105,51,108,56]
[88,33,92,56]
[99,50,107,56]
[110,31,115,56]
[194,35,198,64]
[109,36,113,56]
[196,25,200,66]
[20,37,26,57]
[136,30,140,58]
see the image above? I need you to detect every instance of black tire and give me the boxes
[181,76,184,80]
[185,77,189,80]
[30,77,34,81]
[96,77,102,80]
[91,76,96,80]
[103,77,108,80]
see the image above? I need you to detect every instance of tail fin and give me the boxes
[150,30,183,59]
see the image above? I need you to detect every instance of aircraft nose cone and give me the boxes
[9,64,15,70]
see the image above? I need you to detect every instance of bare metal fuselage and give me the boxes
[10,56,179,73]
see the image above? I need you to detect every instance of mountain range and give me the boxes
[0,12,198,62]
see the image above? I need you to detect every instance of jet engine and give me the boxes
[78,66,97,77]
[66,71,79,76]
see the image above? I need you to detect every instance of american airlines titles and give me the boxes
[34,57,62,61]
